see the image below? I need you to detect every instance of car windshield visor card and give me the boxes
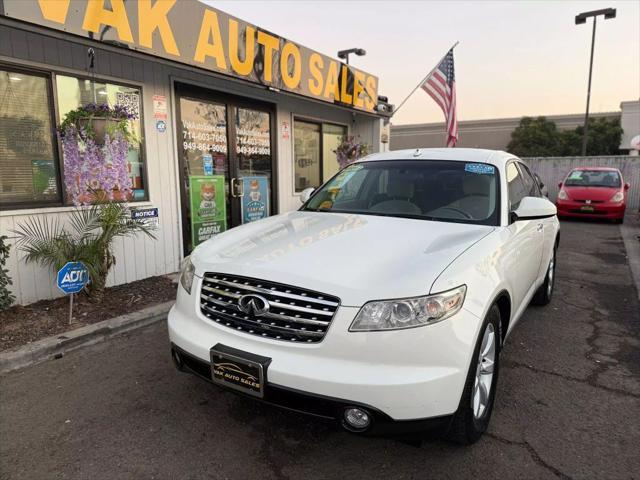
[465,163,495,175]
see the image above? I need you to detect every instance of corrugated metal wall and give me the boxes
[524,156,640,211]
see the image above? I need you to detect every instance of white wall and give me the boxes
[0,21,381,305]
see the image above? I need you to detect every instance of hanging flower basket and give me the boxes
[58,103,137,205]
[77,117,119,145]
[334,135,370,169]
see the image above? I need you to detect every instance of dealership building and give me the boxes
[0,0,390,305]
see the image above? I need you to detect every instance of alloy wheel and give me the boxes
[472,323,496,420]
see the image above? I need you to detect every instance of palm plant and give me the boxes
[13,201,156,303]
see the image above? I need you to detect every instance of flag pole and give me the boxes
[391,41,459,117]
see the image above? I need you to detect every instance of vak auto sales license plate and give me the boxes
[210,344,270,398]
[580,205,595,212]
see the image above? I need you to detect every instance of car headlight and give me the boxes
[179,256,195,294]
[610,191,624,203]
[557,189,568,200]
[349,285,467,332]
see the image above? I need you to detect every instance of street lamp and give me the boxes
[337,48,366,65]
[575,8,616,156]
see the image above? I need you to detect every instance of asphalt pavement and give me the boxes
[1,220,639,480]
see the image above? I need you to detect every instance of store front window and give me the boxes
[0,68,60,207]
[56,75,147,202]
[294,120,347,192]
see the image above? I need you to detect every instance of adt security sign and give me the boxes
[57,261,89,294]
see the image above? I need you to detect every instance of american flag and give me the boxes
[420,49,458,147]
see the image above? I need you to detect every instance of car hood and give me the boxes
[191,211,494,306]
[564,185,619,201]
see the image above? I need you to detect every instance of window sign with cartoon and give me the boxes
[189,175,227,248]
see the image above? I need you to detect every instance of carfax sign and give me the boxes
[2,0,379,113]
[189,175,226,248]
[241,176,269,224]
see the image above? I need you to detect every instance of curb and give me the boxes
[620,214,640,300]
[0,301,174,375]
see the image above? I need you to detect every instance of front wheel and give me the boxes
[532,247,556,306]
[445,305,501,445]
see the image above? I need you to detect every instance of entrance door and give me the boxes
[175,84,276,255]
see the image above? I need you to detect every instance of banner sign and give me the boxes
[189,175,226,248]
[241,176,269,224]
[2,0,379,113]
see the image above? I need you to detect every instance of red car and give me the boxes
[556,167,629,223]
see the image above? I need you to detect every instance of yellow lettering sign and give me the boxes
[194,9,227,70]
[308,53,324,96]
[257,31,279,83]
[37,0,71,24]
[280,42,301,89]
[323,61,340,101]
[340,65,352,105]
[229,19,255,76]
[364,76,377,111]
[353,70,365,108]
[82,0,133,43]
[138,0,180,56]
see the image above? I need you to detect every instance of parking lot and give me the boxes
[1,220,639,480]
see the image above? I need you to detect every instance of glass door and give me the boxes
[175,84,276,255]
[234,107,273,225]
[176,94,231,254]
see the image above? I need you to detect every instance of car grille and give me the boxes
[199,273,340,343]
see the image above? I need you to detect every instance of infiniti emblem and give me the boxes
[237,294,270,316]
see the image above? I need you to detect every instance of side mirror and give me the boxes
[558,182,563,188]
[299,187,315,204]
[512,196,557,221]
[624,183,630,191]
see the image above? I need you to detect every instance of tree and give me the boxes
[507,117,561,157]
[508,116,623,157]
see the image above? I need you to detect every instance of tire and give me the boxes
[445,305,501,445]
[614,217,624,224]
[532,247,556,306]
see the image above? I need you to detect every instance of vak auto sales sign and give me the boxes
[1,0,379,113]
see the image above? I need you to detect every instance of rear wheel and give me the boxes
[445,305,501,445]
[532,247,556,306]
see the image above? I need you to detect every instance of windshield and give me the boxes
[302,160,500,226]
[564,169,621,188]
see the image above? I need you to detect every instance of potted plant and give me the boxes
[59,103,136,145]
[59,103,137,205]
[334,135,370,169]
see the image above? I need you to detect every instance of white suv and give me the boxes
[168,148,559,444]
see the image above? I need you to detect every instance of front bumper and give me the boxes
[556,200,626,219]
[171,343,452,437]
[168,279,481,425]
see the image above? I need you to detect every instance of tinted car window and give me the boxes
[517,163,541,197]
[564,169,621,187]
[303,160,500,226]
[506,162,526,211]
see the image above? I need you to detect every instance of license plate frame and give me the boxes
[210,344,271,398]
[580,205,595,212]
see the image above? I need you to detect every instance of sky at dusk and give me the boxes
[209,0,640,126]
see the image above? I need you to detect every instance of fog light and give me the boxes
[343,407,371,431]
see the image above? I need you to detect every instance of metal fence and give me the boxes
[523,156,640,211]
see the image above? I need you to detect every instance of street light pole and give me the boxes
[575,8,616,156]
[581,16,597,156]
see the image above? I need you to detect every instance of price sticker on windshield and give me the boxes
[465,163,495,175]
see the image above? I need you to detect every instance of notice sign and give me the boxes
[241,176,269,224]
[153,94,167,120]
[131,207,159,228]
[189,175,226,247]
